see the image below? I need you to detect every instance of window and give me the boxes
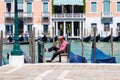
[117,23,120,36]
[6,25,13,35]
[104,23,110,31]
[43,25,48,33]
[91,2,97,12]
[91,23,97,35]
[103,0,110,12]
[26,24,32,33]
[18,0,23,12]
[43,2,48,13]
[117,2,120,12]
[18,0,23,3]
[27,2,32,13]
[117,23,120,31]
[54,6,62,13]
[42,17,49,24]
[6,3,11,12]
[91,23,97,30]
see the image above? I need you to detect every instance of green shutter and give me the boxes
[117,2,120,12]
[43,2,48,13]
[103,1,110,12]
[18,0,23,3]
[27,3,32,13]
[91,2,96,12]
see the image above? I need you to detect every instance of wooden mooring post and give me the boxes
[0,31,3,66]
[38,41,44,63]
[29,26,35,63]
[81,24,84,57]
[93,27,96,63]
[111,28,114,57]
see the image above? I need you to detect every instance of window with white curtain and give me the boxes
[104,23,110,31]
[18,0,23,12]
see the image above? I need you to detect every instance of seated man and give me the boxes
[45,36,68,62]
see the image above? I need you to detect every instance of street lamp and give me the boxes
[10,0,24,66]
[11,0,22,55]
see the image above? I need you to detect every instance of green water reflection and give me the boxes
[3,41,120,63]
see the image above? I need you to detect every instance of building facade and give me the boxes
[0,0,120,39]
[1,0,52,38]
[86,0,120,37]
[52,0,85,38]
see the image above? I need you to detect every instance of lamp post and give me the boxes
[11,0,22,55]
[10,0,24,66]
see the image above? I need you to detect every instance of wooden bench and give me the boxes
[59,42,70,62]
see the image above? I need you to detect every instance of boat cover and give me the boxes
[91,48,116,63]
[70,51,87,63]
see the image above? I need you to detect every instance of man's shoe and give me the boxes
[44,48,48,52]
[46,60,52,62]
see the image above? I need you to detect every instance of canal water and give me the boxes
[2,40,120,64]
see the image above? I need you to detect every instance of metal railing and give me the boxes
[5,12,33,18]
[52,13,85,18]
[101,12,113,18]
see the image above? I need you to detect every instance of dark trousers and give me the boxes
[48,46,64,61]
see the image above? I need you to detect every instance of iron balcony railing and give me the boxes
[5,12,33,18]
[101,12,113,18]
[52,13,85,19]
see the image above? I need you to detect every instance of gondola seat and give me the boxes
[59,42,70,62]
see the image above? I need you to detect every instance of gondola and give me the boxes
[19,41,29,44]
[4,36,42,45]
[41,35,47,43]
[81,35,91,42]
[3,41,29,45]
[91,43,116,63]
[70,51,87,63]
[113,35,120,42]
[49,36,58,42]
[91,47,116,63]
[100,35,111,42]
[91,34,100,42]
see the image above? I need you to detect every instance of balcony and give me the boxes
[42,12,49,17]
[5,12,33,18]
[101,12,113,18]
[101,12,113,23]
[41,17,49,24]
[52,13,85,20]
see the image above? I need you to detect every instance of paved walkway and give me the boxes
[0,63,120,80]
